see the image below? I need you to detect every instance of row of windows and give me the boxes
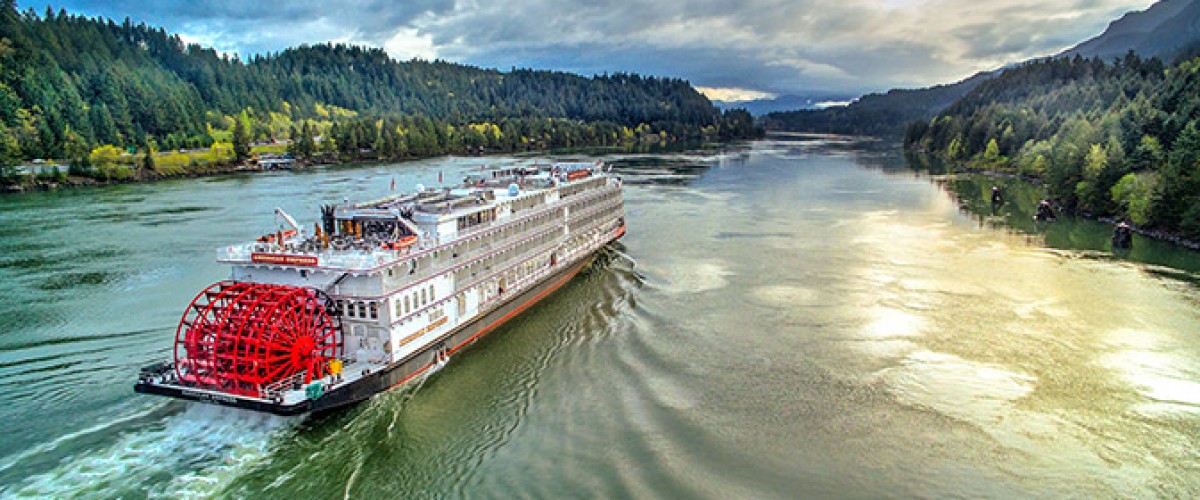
[335,281,439,323]
[450,183,611,262]
[381,184,616,301]
[569,204,623,239]
[445,205,561,284]
[457,208,496,231]
[453,227,560,288]
[498,255,548,294]
[560,177,608,199]
[481,209,558,250]
[438,206,560,273]
[452,187,619,294]
[510,192,546,213]
[338,300,379,320]
[395,283,438,318]
[567,192,622,224]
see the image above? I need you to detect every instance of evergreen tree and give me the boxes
[297,120,315,158]
[286,124,300,156]
[232,116,249,161]
[141,142,154,172]
[0,125,19,182]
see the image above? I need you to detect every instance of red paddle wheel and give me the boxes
[174,281,343,397]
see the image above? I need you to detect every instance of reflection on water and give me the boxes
[919,165,1200,277]
[1,138,1199,497]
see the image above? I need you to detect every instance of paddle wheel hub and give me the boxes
[174,281,343,397]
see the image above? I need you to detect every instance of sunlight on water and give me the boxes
[750,284,819,306]
[642,259,733,295]
[877,349,1037,428]
[1,139,1198,497]
[1101,328,1200,412]
[861,306,926,339]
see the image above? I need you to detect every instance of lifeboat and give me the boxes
[256,229,298,243]
[381,235,418,251]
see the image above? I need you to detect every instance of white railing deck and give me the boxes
[215,179,620,273]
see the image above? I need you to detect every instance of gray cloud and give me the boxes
[39,0,454,54]
[36,0,1155,95]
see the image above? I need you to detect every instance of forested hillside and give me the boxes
[903,53,1200,238]
[0,2,759,183]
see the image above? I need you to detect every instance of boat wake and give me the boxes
[3,404,294,498]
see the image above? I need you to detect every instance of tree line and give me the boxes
[0,2,760,183]
[903,52,1200,239]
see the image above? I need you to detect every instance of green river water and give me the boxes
[1,135,1198,498]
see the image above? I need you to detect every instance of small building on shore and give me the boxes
[255,153,295,170]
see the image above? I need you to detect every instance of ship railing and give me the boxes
[386,227,566,325]
[380,211,568,295]
[261,370,310,401]
[217,243,399,270]
[320,251,388,269]
[474,213,617,310]
[453,183,616,242]
[424,209,621,320]
[216,243,256,261]
[216,183,619,273]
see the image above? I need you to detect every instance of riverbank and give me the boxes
[3,162,257,193]
[1,138,733,195]
[926,159,1200,251]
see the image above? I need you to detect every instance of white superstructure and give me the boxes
[199,162,625,406]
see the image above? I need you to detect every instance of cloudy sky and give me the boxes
[32,0,1155,100]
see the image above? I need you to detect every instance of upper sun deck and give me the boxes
[216,161,614,273]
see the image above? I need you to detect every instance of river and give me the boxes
[1,135,1198,498]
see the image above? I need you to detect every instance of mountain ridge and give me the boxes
[1063,0,1200,60]
[762,0,1200,136]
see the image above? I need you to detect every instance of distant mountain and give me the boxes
[1063,0,1200,61]
[712,92,857,116]
[764,0,1200,136]
[759,72,991,137]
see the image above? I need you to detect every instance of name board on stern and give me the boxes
[251,253,319,266]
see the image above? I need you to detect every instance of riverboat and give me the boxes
[135,161,625,415]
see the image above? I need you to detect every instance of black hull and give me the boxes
[136,249,601,416]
